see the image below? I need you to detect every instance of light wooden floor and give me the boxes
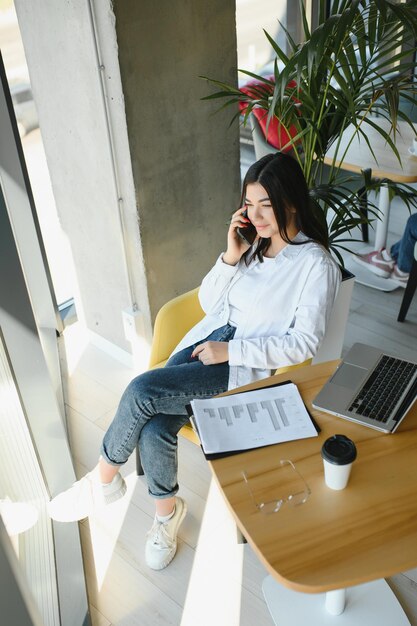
[60,189,417,626]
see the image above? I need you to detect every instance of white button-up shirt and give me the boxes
[171,232,341,390]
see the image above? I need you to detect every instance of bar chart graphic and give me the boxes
[190,382,318,454]
[203,397,292,431]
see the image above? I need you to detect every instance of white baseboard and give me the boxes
[87,330,134,369]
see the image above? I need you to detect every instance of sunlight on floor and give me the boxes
[85,473,136,591]
[61,323,90,376]
[180,478,244,626]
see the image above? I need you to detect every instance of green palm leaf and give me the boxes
[201,0,417,262]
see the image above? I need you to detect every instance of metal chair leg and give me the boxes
[398,258,417,322]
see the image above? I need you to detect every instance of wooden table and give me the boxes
[209,361,417,624]
[325,118,417,291]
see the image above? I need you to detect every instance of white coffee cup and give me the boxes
[321,434,357,490]
[412,136,417,155]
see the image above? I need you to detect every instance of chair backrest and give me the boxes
[148,287,203,367]
[312,269,354,364]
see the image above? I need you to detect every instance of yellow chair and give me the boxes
[135,287,311,475]
[148,287,203,444]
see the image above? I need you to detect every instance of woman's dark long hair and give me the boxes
[240,152,329,264]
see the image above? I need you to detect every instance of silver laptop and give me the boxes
[312,343,417,433]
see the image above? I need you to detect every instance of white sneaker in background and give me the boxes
[391,264,409,288]
[145,497,187,570]
[353,248,395,278]
[48,470,126,522]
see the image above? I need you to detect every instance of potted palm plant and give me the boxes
[202,0,417,265]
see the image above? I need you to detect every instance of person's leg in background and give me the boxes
[390,213,417,280]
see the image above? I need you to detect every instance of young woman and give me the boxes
[48,152,341,570]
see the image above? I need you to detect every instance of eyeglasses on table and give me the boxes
[242,459,311,515]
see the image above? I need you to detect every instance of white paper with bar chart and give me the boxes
[189,383,318,455]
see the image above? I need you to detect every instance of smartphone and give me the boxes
[237,210,257,245]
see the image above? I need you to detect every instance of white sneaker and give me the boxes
[145,497,187,570]
[48,471,126,522]
[353,248,395,278]
[391,264,409,288]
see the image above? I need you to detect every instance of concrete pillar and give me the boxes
[112,0,240,318]
[14,0,240,361]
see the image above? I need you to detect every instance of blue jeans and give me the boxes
[390,213,417,273]
[101,324,236,498]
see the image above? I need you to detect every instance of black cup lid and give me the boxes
[321,434,357,465]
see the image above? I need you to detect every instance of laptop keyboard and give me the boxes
[348,356,417,423]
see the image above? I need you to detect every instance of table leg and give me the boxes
[262,576,410,625]
[325,588,345,615]
[374,183,390,251]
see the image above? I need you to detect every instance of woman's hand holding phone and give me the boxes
[223,207,257,266]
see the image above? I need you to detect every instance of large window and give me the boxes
[0,1,77,309]
[236,0,288,75]
[0,48,89,626]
